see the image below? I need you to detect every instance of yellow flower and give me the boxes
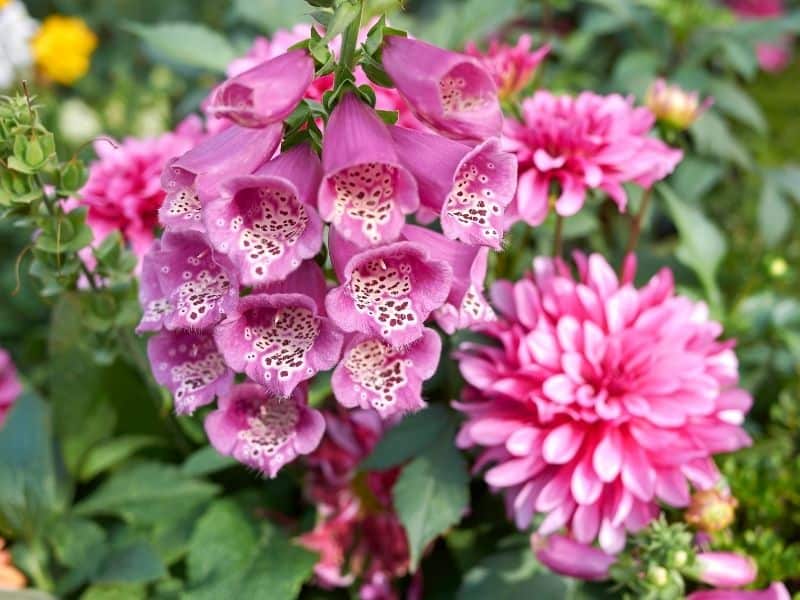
[685,488,738,532]
[0,0,11,9]
[31,15,98,85]
[645,78,713,130]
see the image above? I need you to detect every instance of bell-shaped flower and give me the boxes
[696,552,758,588]
[204,143,324,287]
[159,123,282,231]
[391,127,516,248]
[205,383,325,478]
[318,93,418,248]
[213,262,343,397]
[137,239,171,333]
[402,225,494,333]
[332,328,441,418]
[147,330,233,415]
[382,36,503,141]
[325,237,452,347]
[151,230,238,330]
[206,50,314,128]
[531,534,615,581]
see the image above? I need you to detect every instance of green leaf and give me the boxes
[611,50,662,96]
[232,0,311,32]
[689,110,750,168]
[181,446,237,478]
[758,180,793,248]
[0,591,58,600]
[74,462,219,525]
[707,79,767,133]
[670,156,723,203]
[320,1,360,43]
[51,516,107,569]
[361,404,453,470]
[393,426,469,570]
[124,22,237,73]
[93,540,166,584]
[79,436,163,481]
[79,583,147,600]
[185,500,317,600]
[660,184,727,306]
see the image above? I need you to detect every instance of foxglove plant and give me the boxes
[137,11,517,478]
[0,349,21,426]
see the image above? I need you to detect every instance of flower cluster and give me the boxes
[0,349,21,427]
[138,34,517,476]
[455,253,752,553]
[31,15,97,85]
[299,409,409,599]
[0,0,37,90]
[503,91,682,226]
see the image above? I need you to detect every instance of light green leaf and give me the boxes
[232,0,311,32]
[611,50,663,96]
[707,79,767,133]
[670,156,723,203]
[758,180,793,248]
[393,428,469,570]
[689,110,750,168]
[125,22,237,73]
[185,500,317,600]
[80,436,163,481]
[74,462,219,525]
[181,446,237,478]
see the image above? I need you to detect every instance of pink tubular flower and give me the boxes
[206,49,314,128]
[464,35,550,101]
[0,349,22,426]
[454,253,752,552]
[147,330,233,415]
[402,224,494,333]
[318,93,419,247]
[141,230,238,331]
[504,91,683,226]
[159,123,282,231]
[299,409,409,597]
[204,143,324,287]
[331,328,441,418]
[325,239,452,347]
[205,382,325,477]
[696,552,757,588]
[688,583,791,600]
[213,262,343,397]
[390,126,517,248]
[382,36,502,141]
[70,116,204,258]
[531,534,615,581]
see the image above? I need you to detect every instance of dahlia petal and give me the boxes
[537,499,576,536]
[556,315,581,352]
[513,480,542,529]
[536,467,573,512]
[654,467,690,506]
[514,168,550,226]
[207,49,314,128]
[593,427,622,482]
[490,280,517,320]
[331,328,441,418]
[319,94,419,247]
[572,455,603,505]
[382,36,502,141]
[621,443,656,501]
[682,457,720,490]
[325,241,452,347]
[696,552,758,588]
[542,422,584,464]
[598,518,626,554]
[554,176,586,217]
[572,503,600,544]
[147,330,233,415]
[506,427,540,456]
[486,455,542,487]
[542,374,576,405]
[513,280,540,329]
[532,534,613,581]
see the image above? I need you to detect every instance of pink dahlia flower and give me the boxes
[464,35,550,101]
[696,552,758,588]
[205,382,325,478]
[299,409,409,598]
[390,126,517,248]
[0,349,22,426]
[204,143,324,287]
[688,583,791,600]
[503,91,683,226]
[382,36,502,141]
[331,327,441,418]
[70,116,204,258]
[454,253,752,553]
[159,123,282,231]
[318,93,419,247]
[147,329,233,414]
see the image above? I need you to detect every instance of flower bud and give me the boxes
[695,552,757,587]
[645,78,712,130]
[685,489,737,532]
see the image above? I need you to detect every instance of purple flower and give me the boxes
[150,230,238,331]
[206,49,314,128]
[531,534,615,581]
[331,328,441,418]
[159,123,282,231]
[137,239,171,333]
[213,262,343,397]
[325,239,452,347]
[0,349,22,427]
[205,383,325,478]
[696,552,758,588]
[147,330,233,415]
[402,224,494,333]
[390,126,516,248]
[204,144,324,287]
[318,93,419,247]
[687,583,790,600]
[382,36,502,141]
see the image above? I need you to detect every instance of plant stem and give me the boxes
[624,187,654,258]
[552,214,564,257]
[337,0,364,82]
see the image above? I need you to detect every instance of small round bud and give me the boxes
[685,489,737,532]
[648,565,669,587]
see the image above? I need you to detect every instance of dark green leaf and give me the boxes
[758,180,793,248]
[181,446,237,478]
[689,110,750,168]
[79,436,163,481]
[93,541,166,584]
[124,22,237,73]
[707,79,767,133]
[79,583,147,600]
[670,156,723,203]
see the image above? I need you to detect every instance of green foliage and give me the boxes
[124,22,237,73]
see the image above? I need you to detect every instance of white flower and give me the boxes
[0,1,38,89]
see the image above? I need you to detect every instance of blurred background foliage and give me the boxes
[1,0,799,598]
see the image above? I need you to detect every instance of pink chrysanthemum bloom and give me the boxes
[299,409,409,598]
[726,0,793,72]
[464,35,550,101]
[69,116,204,258]
[503,91,683,226]
[455,253,752,553]
[0,349,22,426]
[205,382,325,477]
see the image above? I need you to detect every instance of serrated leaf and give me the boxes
[74,462,219,525]
[758,180,793,248]
[79,435,163,481]
[185,500,317,600]
[393,427,469,570]
[125,22,237,73]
